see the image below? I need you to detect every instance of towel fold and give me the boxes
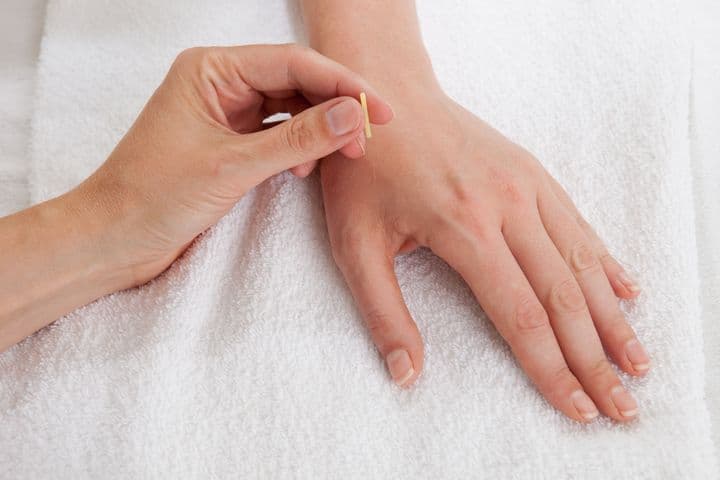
[1,0,717,478]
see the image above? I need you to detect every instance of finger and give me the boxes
[537,191,650,377]
[341,132,366,159]
[263,95,327,178]
[433,231,598,423]
[241,97,364,178]
[288,131,365,178]
[503,210,639,421]
[218,44,394,125]
[290,160,318,178]
[545,173,641,298]
[331,234,424,387]
[263,117,364,178]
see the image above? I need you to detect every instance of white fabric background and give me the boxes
[0,0,718,476]
[0,0,45,216]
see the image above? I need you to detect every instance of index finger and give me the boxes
[220,43,394,125]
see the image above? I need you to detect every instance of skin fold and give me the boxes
[300,0,649,423]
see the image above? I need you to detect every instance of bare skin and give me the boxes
[0,44,393,353]
[300,0,649,423]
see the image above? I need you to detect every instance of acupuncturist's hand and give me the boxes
[0,44,393,352]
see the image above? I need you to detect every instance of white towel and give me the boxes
[1,0,717,478]
[0,0,45,216]
[691,0,720,456]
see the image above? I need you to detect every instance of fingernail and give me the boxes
[571,390,599,421]
[385,349,415,387]
[625,339,650,372]
[326,100,361,136]
[618,270,640,293]
[611,385,638,418]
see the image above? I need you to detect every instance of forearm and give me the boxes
[300,0,438,94]
[0,187,130,352]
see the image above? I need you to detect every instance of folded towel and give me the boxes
[690,0,720,457]
[1,0,717,478]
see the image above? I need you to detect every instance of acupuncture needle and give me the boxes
[359,92,372,139]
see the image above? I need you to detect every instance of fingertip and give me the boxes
[609,268,641,301]
[289,166,305,177]
[570,389,600,423]
[361,90,394,125]
[612,285,637,300]
[290,161,317,178]
[339,134,366,159]
[386,347,422,388]
[370,100,394,125]
[610,276,641,300]
[325,97,365,137]
[609,385,639,422]
[623,339,651,376]
[379,329,425,389]
[598,253,641,300]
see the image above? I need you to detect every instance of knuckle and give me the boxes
[284,43,312,75]
[364,308,393,340]
[499,179,526,205]
[448,172,477,205]
[515,296,550,332]
[174,47,205,68]
[284,117,317,154]
[569,241,600,273]
[587,358,615,382]
[544,365,575,396]
[573,212,595,233]
[598,251,612,265]
[286,42,310,56]
[487,165,531,206]
[606,311,630,335]
[281,43,299,62]
[549,278,586,314]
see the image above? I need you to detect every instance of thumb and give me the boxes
[243,97,364,177]
[333,238,425,388]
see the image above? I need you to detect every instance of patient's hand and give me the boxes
[318,83,648,423]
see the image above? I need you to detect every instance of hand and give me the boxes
[320,83,649,423]
[0,44,393,352]
[75,44,393,286]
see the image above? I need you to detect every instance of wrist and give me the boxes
[68,173,184,290]
[314,43,441,100]
[46,188,138,295]
[0,190,136,351]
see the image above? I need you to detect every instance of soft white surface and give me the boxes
[0,0,718,478]
[0,0,45,215]
[691,0,720,456]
